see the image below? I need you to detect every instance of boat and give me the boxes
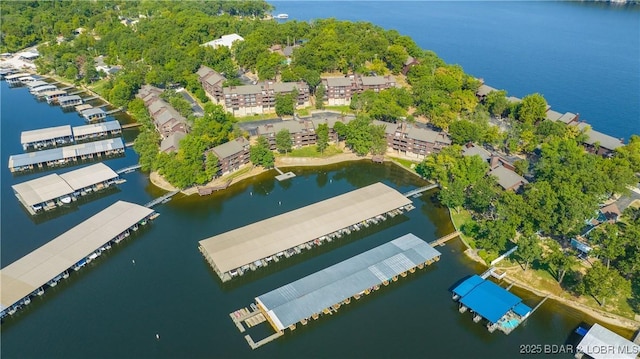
[274,13,289,19]
[60,195,72,204]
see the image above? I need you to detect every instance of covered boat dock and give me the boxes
[232,233,442,349]
[72,121,122,141]
[12,163,121,215]
[0,201,156,318]
[58,95,83,108]
[8,137,125,172]
[452,275,532,334]
[45,90,67,104]
[198,182,414,282]
[575,323,640,359]
[20,125,73,151]
[81,107,106,122]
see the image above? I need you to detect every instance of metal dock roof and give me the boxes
[256,233,441,330]
[198,182,412,273]
[458,278,524,324]
[11,174,73,206]
[8,138,124,169]
[72,121,122,137]
[59,163,118,191]
[452,274,484,297]
[577,323,640,359]
[20,125,73,145]
[0,201,153,311]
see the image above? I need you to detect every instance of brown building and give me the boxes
[256,120,316,150]
[309,114,354,142]
[197,66,226,102]
[207,137,251,176]
[136,85,189,145]
[321,74,396,106]
[374,121,451,159]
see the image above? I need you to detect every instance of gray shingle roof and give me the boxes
[488,165,528,190]
[160,131,186,152]
[210,137,249,159]
[325,77,353,87]
[576,123,624,150]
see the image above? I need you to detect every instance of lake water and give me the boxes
[2,2,639,358]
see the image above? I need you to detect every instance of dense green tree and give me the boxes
[316,123,329,154]
[582,262,632,307]
[315,85,326,109]
[333,121,348,140]
[465,176,499,213]
[250,136,274,168]
[516,93,548,125]
[590,223,626,269]
[275,93,295,116]
[545,241,578,284]
[484,90,509,118]
[439,180,466,212]
[205,152,219,179]
[515,233,542,271]
[275,129,292,154]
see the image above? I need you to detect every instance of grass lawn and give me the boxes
[283,144,343,158]
[324,105,354,114]
[388,157,419,172]
[450,208,476,248]
[88,79,110,98]
[221,166,252,181]
[234,113,280,122]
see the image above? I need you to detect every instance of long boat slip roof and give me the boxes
[0,201,153,310]
[199,182,411,273]
[8,138,124,169]
[257,233,441,330]
[4,72,32,80]
[576,323,639,359]
[21,125,73,144]
[59,163,118,191]
[72,121,122,137]
[11,174,73,206]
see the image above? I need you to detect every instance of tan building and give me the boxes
[374,121,451,159]
[256,120,316,150]
[136,85,189,146]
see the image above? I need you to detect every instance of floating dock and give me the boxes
[452,275,535,334]
[198,182,414,282]
[0,201,156,319]
[273,166,296,181]
[8,137,125,173]
[231,233,441,349]
[11,163,122,215]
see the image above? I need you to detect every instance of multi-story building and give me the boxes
[196,66,225,102]
[256,120,316,150]
[207,137,251,176]
[374,121,451,159]
[321,74,396,106]
[136,85,189,151]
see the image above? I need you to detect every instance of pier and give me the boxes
[0,201,156,319]
[144,190,180,208]
[104,108,122,115]
[121,122,142,129]
[403,183,439,198]
[273,166,296,181]
[8,138,125,173]
[82,95,99,102]
[198,182,414,282]
[429,230,460,246]
[116,164,141,174]
[230,233,442,349]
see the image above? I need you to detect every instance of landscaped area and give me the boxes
[282,144,343,158]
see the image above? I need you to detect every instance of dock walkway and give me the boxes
[116,164,141,174]
[429,231,460,246]
[144,190,180,208]
[403,183,439,198]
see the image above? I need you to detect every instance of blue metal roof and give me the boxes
[452,275,484,297]
[459,280,522,324]
[513,302,532,317]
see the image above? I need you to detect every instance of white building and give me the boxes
[202,34,244,49]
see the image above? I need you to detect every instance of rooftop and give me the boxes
[576,122,624,150]
[257,233,441,330]
[360,75,393,86]
[0,201,154,311]
[324,77,354,87]
[477,84,497,97]
[12,174,73,206]
[576,323,640,359]
[455,275,530,324]
[21,125,73,145]
[462,143,491,162]
[58,163,118,191]
[210,137,249,159]
[8,138,124,169]
[488,165,528,191]
[72,121,122,137]
[159,131,187,152]
[81,108,106,117]
[198,182,412,274]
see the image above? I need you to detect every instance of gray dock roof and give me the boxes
[11,174,73,206]
[26,80,48,88]
[576,323,639,359]
[59,163,118,191]
[0,201,153,311]
[198,182,412,273]
[81,107,106,117]
[257,233,441,330]
[72,121,122,137]
[58,95,82,103]
[8,138,124,169]
[21,125,73,145]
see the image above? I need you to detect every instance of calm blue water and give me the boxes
[271,1,640,140]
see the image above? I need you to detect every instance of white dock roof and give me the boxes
[21,125,73,145]
[59,163,118,191]
[0,201,154,311]
[8,138,124,169]
[11,174,73,206]
[198,182,412,273]
[257,233,441,330]
[72,121,122,137]
[576,323,639,359]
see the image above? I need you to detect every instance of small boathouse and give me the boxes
[12,163,121,215]
[198,182,414,282]
[0,201,156,319]
[21,125,74,151]
[45,90,67,104]
[81,107,106,122]
[72,121,122,141]
[452,275,532,334]
[58,94,83,108]
[231,233,441,349]
[8,137,125,172]
[575,323,640,359]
